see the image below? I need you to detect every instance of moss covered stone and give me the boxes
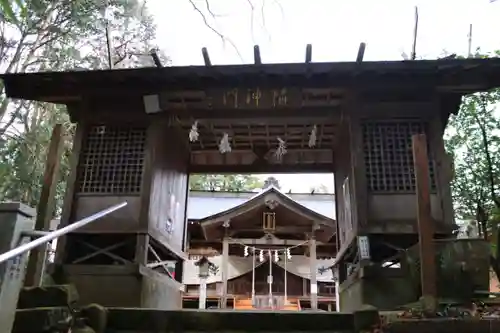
[17,284,79,309]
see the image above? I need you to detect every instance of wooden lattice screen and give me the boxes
[362,120,436,193]
[76,125,147,194]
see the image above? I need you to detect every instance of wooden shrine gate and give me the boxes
[3,45,500,332]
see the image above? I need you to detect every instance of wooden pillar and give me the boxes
[412,134,437,310]
[221,236,229,308]
[25,124,64,286]
[199,277,208,309]
[334,268,340,312]
[309,235,318,310]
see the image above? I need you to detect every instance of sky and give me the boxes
[147,0,500,193]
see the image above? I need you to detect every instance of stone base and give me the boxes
[105,308,378,332]
[53,264,182,309]
[17,284,79,309]
[339,266,416,312]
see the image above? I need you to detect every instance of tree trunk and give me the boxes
[490,223,500,284]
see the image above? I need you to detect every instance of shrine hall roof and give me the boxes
[3,57,500,103]
[187,187,336,221]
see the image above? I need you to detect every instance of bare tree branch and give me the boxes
[188,0,244,62]
[246,0,256,44]
[271,0,284,20]
[204,0,223,18]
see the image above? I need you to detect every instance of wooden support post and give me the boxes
[305,44,312,63]
[25,124,64,287]
[356,43,366,62]
[199,278,207,309]
[411,133,437,310]
[202,47,211,66]
[221,236,229,308]
[309,234,318,310]
[253,45,262,65]
[150,50,163,67]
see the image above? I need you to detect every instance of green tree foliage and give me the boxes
[189,174,264,192]
[0,104,72,211]
[263,176,281,189]
[445,51,500,276]
[0,0,164,215]
[446,90,500,234]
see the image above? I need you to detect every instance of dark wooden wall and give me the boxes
[335,100,455,253]
[54,98,189,309]
[357,101,454,236]
[334,116,355,250]
[145,118,189,255]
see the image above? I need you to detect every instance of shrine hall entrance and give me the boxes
[183,180,337,311]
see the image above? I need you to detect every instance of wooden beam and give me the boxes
[189,239,337,247]
[356,43,366,63]
[202,47,212,66]
[173,107,341,122]
[150,50,163,68]
[188,162,335,174]
[25,124,64,286]
[411,133,437,310]
[231,226,333,235]
[305,44,312,63]
[253,45,262,65]
[8,58,500,104]
[179,115,339,126]
[251,146,270,165]
[228,238,317,246]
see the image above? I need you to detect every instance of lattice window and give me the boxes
[362,120,436,193]
[77,125,147,194]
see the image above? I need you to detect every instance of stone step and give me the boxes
[13,307,378,333]
[13,306,500,333]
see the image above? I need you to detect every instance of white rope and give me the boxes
[308,125,317,147]
[275,137,287,160]
[189,120,199,142]
[219,132,232,153]
[233,238,309,253]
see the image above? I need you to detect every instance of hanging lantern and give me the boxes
[244,246,249,257]
[259,250,264,262]
[275,137,287,161]
[308,125,317,147]
[189,120,199,142]
[286,248,292,260]
[274,250,279,262]
[219,133,232,154]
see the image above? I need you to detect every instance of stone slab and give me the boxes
[13,307,72,333]
[0,202,35,218]
[384,319,500,333]
[106,308,360,332]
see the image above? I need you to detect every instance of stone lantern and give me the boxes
[194,256,217,309]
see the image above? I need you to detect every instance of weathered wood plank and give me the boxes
[24,124,64,287]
